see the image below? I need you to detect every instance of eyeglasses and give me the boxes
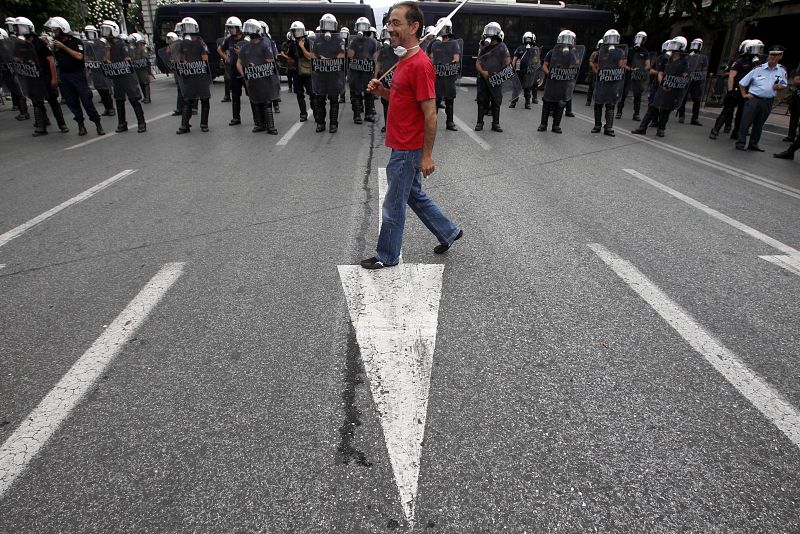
[385,19,407,28]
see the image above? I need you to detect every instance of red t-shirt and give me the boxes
[385,50,436,150]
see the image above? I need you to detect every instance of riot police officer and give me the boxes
[217,17,246,126]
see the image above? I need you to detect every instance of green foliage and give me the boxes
[2,0,82,31]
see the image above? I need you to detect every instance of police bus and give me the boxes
[408,0,614,77]
[153,0,376,77]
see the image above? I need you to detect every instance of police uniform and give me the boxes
[220,33,246,124]
[736,61,788,150]
[53,33,102,132]
[288,36,314,122]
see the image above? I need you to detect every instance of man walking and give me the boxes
[360,1,461,270]
[735,46,787,151]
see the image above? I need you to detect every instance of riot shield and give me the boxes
[592,44,627,105]
[10,39,46,101]
[653,53,699,110]
[520,46,541,90]
[172,37,211,100]
[103,39,141,99]
[347,35,377,93]
[83,39,110,90]
[689,52,709,85]
[157,45,174,74]
[131,45,151,83]
[479,43,521,104]
[542,45,586,103]
[376,44,398,89]
[238,39,280,104]
[431,38,462,99]
[311,33,346,97]
[628,49,649,95]
[0,39,16,85]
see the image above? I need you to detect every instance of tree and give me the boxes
[590,0,773,45]
[2,0,83,31]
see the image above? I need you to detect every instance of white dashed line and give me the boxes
[623,168,800,276]
[0,262,186,498]
[452,115,491,151]
[64,112,173,151]
[589,243,800,449]
[0,170,137,249]
[276,121,304,147]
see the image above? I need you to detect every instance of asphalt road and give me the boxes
[0,76,798,533]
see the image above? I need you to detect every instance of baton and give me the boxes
[375,0,470,83]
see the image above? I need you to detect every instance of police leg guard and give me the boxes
[445,99,457,131]
[632,107,651,134]
[142,83,151,104]
[266,105,278,135]
[32,103,48,137]
[100,89,115,115]
[537,101,549,131]
[177,102,192,134]
[230,97,241,125]
[251,103,266,132]
[200,99,210,131]
[491,102,502,132]
[115,100,128,132]
[364,94,376,122]
[329,98,339,133]
[475,102,485,131]
[592,104,603,132]
[690,99,702,125]
[352,93,363,124]
[604,104,615,136]
[131,99,146,133]
[297,94,307,121]
[656,108,669,137]
[632,94,641,121]
[551,104,564,133]
[524,88,531,109]
[50,100,69,133]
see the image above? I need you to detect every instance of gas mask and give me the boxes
[393,44,419,57]
[324,31,331,41]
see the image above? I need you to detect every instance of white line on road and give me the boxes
[64,112,173,151]
[276,121,304,147]
[0,262,185,498]
[623,168,800,276]
[338,263,444,526]
[452,115,491,151]
[0,170,137,249]
[588,243,800,448]
[572,111,800,200]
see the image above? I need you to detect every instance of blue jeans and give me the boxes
[376,149,460,265]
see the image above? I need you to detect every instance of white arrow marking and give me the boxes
[337,263,444,526]
[623,168,800,277]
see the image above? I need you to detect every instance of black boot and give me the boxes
[632,95,641,121]
[509,98,516,109]
[229,98,241,125]
[78,120,88,136]
[251,103,266,132]
[656,109,668,137]
[604,105,615,136]
[475,103,485,131]
[131,99,146,132]
[551,105,564,133]
[222,78,231,102]
[632,108,651,134]
[143,84,151,104]
[315,96,326,132]
[352,93,363,124]
[32,104,47,136]
[115,100,128,132]
[177,104,192,134]
[591,104,603,133]
[200,99,210,132]
[51,101,69,133]
[365,94,376,122]
[297,94,308,122]
[92,118,105,136]
[329,100,339,133]
[491,102,502,132]
[445,99,457,130]
[538,102,549,131]
[100,90,115,116]
[15,96,30,120]
[266,106,278,135]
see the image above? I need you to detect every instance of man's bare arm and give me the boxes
[420,98,437,177]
